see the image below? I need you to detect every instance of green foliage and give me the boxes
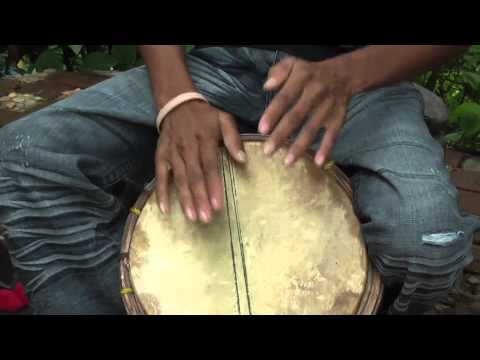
[35,47,64,72]
[111,45,137,71]
[417,45,480,154]
[1,45,197,75]
[79,51,119,72]
[444,102,480,152]
[1,45,144,74]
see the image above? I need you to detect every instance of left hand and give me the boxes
[259,56,354,168]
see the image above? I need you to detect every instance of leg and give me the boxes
[319,82,480,314]
[0,67,159,314]
[0,47,276,314]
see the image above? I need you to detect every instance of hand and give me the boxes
[155,101,246,224]
[258,56,354,168]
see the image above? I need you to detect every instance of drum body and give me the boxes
[121,136,383,315]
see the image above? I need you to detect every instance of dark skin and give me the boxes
[140,45,470,224]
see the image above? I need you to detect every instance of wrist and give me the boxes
[155,86,197,109]
[156,92,208,132]
[328,49,370,97]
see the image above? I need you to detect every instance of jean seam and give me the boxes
[97,159,139,189]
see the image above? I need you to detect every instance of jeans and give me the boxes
[0,46,478,314]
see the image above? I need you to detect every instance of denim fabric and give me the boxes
[0,46,478,314]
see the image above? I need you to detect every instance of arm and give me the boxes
[340,45,470,95]
[260,45,470,167]
[138,45,196,109]
[139,45,245,224]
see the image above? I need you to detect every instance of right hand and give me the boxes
[155,100,246,224]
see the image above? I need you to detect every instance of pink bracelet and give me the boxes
[156,92,208,132]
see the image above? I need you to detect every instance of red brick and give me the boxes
[465,245,480,274]
[450,170,480,193]
[445,148,467,169]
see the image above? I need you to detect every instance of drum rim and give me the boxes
[120,134,383,315]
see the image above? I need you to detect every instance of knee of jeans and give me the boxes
[1,119,47,167]
[407,192,469,251]
[0,118,80,189]
[363,172,475,267]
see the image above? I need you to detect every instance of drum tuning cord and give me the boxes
[129,207,141,216]
[324,160,335,171]
[121,288,134,295]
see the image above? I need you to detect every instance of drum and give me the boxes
[120,135,383,315]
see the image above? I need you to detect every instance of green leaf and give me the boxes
[80,52,118,71]
[468,45,480,55]
[462,71,480,92]
[444,131,464,145]
[35,49,64,72]
[185,45,194,53]
[68,45,83,55]
[111,45,137,70]
[450,102,480,139]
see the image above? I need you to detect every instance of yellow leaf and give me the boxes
[17,59,27,70]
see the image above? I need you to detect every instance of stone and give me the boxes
[433,303,453,313]
[24,100,38,108]
[462,157,480,173]
[414,84,449,126]
[466,274,480,286]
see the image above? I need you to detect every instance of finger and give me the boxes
[155,138,171,214]
[155,161,171,214]
[181,141,213,224]
[219,111,246,163]
[171,150,197,222]
[259,63,306,139]
[201,140,224,212]
[265,88,321,160]
[314,108,346,168]
[264,57,295,91]
[284,99,335,167]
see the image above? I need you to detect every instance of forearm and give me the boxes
[334,45,470,95]
[139,45,196,110]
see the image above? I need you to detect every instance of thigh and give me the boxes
[322,82,479,281]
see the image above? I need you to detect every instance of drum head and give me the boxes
[121,138,380,315]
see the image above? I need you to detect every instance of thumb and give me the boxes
[264,57,295,91]
[218,111,247,163]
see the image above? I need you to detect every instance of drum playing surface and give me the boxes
[122,140,374,315]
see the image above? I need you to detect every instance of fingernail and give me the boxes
[284,153,295,167]
[264,78,276,89]
[160,202,167,214]
[200,210,210,224]
[315,154,325,167]
[264,142,275,156]
[211,198,220,210]
[258,120,269,135]
[187,208,197,222]
[237,151,247,163]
